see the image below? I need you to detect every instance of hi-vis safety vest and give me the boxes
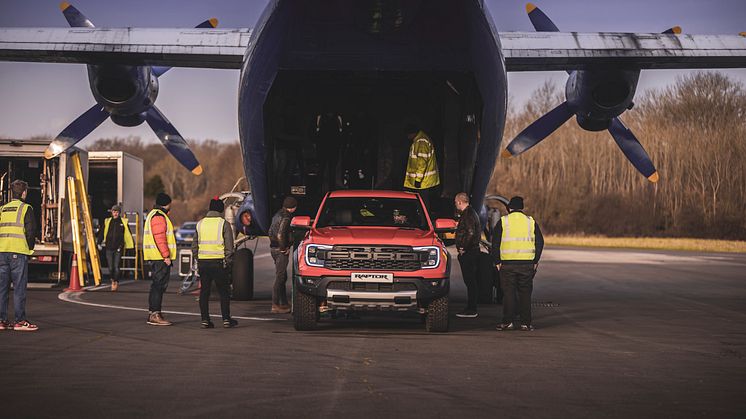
[196,217,225,260]
[499,212,536,261]
[104,217,135,250]
[0,199,33,255]
[403,131,440,190]
[143,209,176,261]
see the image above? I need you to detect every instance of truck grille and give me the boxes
[327,281,418,292]
[321,246,422,271]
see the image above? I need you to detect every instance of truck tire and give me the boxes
[293,287,319,331]
[425,296,449,333]
[232,248,254,300]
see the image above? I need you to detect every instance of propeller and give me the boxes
[45,2,216,175]
[145,106,203,175]
[502,3,669,183]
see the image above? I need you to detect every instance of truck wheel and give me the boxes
[232,248,254,301]
[425,296,449,333]
[293,287,319,331]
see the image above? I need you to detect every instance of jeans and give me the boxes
[105,249,122,282]
[270,248,289,306]
[198,260,232,321]
[0,253,29,322]
[458,250,480,311]
[500,264,536,325]
[147,260,171,313]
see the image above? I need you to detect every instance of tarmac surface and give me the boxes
[1,240,745,418]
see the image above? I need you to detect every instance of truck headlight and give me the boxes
[413,246,441,269]
[304,244,332,267]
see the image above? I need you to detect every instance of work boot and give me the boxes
[147,312,173,326]
[111,280,119,292]
[271,304,291,314]
[201,320,215,329]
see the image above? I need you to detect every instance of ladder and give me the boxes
[66,152,102,286]
[120,211,142,280]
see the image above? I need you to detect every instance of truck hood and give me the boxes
[308,227,437,247]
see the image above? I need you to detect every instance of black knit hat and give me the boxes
[155,192,172,207]
[508,196,524,210]
[209,196,225,213]
[282,196,298,209]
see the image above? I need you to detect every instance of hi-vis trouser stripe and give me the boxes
[197,218,225,259]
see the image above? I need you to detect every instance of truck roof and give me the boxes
[327,190,419,199]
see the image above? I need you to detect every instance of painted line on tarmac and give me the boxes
[58,292,286,323]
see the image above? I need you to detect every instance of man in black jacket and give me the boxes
[268,196,297,314]
[491,196,544,331]
[454,192,481,318]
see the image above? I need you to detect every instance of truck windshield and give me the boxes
[315,197,429,230]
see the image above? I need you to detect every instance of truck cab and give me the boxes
[291,190,456,332]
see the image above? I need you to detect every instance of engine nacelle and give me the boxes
[566,69,640,131]
[87,65,159,122]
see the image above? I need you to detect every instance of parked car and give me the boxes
[175,221,198,247]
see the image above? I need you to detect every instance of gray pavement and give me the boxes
[1,240,745,418]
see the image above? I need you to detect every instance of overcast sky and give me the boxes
[1,0,744,144]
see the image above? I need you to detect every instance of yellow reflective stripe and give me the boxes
[406,171,438,178]
[0,222,22,227]
[0,233,26,239]
[502,249,536,254]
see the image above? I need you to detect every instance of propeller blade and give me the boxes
[145,106,203,175]
[45,104,110,159]
[662,26,682,34]
[59,2,94,28]
[502,101,573,158]
[608,118,659,182]
[152,18,219,78]
[526,3,560,32]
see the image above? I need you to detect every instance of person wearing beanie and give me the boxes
[490,196,544,332]
[267,196,298,313]
[143,192,176,326]
[97,204,134,292]
[192,197,236,328]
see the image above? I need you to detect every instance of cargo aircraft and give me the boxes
[1,1,745,235]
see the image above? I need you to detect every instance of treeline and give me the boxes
[87,138,245,225]
[490,72,746,240]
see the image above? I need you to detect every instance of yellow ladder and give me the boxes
[66,152,102,286]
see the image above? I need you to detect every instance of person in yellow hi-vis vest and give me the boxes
[403,124,440,211]
[98,205,134,292]
[0,180,38,332]
[490,196,544,332]
[191,197,236,329]
[143,193,177,326]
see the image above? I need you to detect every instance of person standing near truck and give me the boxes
[0,180,38,331]
[491,196,544,331]
[143,193,176,326]
[268,196,297,314]
[98,205,134,292]
[192,197,237,328]
[454,192,481,319]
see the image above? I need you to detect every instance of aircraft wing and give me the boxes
[500,31,746,71]
[0,27,251,69]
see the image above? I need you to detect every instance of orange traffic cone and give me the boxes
[64,254,83,292]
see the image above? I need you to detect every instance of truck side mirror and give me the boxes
[434,218,457,233]
[291,216,312,230]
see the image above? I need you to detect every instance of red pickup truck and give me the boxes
[290,190,457,332]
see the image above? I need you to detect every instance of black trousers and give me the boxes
[147,260,170,313]
[105,249,122,282]
[198,260,232,321]
[270,248,289,306]
[458,250,480,311]
[500,264,536,325]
